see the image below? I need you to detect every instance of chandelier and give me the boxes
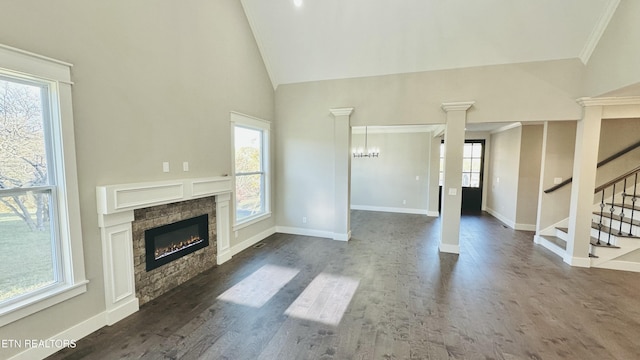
[353,126,379,158]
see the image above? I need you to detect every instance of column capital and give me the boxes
[329,107,354,117]
[441,101,475,112]
[576,96,640,107]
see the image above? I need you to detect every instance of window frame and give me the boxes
[0,44,87,327]
[230,112,271,229]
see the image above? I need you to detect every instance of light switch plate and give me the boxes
[448,188,457,196]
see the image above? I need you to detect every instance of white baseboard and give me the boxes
[230,226,276,256]
[333,231,351,241]
[9,312,107,360]
[534,235,566,259]
[275,226,335,240]
[514,223,536,231]
[217,250,232,265]
[427,211,439,217]
[592,260,640,273]
[485,207,516,229]
[563,255,591,268]
[105,297,139,326]
[351,205,428,215]
[439,243,460,254]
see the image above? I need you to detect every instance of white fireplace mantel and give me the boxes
[96,176,232,325]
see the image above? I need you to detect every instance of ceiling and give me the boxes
[241,0,619,88]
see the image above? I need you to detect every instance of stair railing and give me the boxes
[544,140,640,194]
[593,165,640,245]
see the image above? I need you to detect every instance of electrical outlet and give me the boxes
[183,161,189,172]
[415,175,419,181]
[553,177,562,184]
[162,162,170,172]
[302,216,307,224]
[403,200,406,205]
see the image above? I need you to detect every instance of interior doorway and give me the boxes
[439,139,486,213]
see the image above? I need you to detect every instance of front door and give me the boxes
[461,140,485,212]
[438,140,485,213]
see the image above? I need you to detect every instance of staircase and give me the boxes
[589,167,640,267]
[537,165,640,270]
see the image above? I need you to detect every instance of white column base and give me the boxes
[439,243,460,254]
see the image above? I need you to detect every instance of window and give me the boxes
[231,112,270,227]
[0,44,86,326]
[439,140,484,188]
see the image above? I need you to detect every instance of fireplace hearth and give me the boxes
[145,214,209,271]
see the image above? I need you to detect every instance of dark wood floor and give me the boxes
[48,211,640,359]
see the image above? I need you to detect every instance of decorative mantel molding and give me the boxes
[95,177,232,325]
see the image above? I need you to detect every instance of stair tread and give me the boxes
[606,202,640,212]
[590,223,640,239]
[589,253,599,258]
[540,235,567,250]
[592,211,640,227]
[590,236,621,248]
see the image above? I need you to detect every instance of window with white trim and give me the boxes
[231,112,270,226]
[0,44,87,326]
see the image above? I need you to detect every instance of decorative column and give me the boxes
[329,107,354,241]
[440,102,475,254]
[566,101,602,267]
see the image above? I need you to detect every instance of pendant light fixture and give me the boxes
[353,126,379,158]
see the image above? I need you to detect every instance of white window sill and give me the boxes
[0,280,88,327]
[234,212,272,231]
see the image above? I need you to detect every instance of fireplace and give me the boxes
[144,214,209,271]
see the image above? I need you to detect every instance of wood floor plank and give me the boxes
[47,211,640,360]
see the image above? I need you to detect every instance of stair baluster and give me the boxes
[608,183,615,246]
[618,178,627,236]
[598,189,605,245]
[630,173,638,237]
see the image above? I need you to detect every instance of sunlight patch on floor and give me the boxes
[217,264,299,307]
[285,273,360,326]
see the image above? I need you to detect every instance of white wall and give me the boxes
[586,0,640,96]
[0,1,274,358]
[351,131,430,214]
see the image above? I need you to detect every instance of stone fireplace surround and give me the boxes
[96,177,231,325]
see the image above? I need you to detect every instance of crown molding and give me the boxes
[576,96,640,107]
[579,0,620,64]
[329,107,354,117]
[441,101,475,112]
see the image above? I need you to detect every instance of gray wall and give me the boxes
[515,125,544,227]
[596,118,640,187]
[351,131,431,212]
[0,1,274,357]
[487,127,521,225]
[536,121,577,231]
[275,60,585,231]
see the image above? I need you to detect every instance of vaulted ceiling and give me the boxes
[241,0,619,88]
